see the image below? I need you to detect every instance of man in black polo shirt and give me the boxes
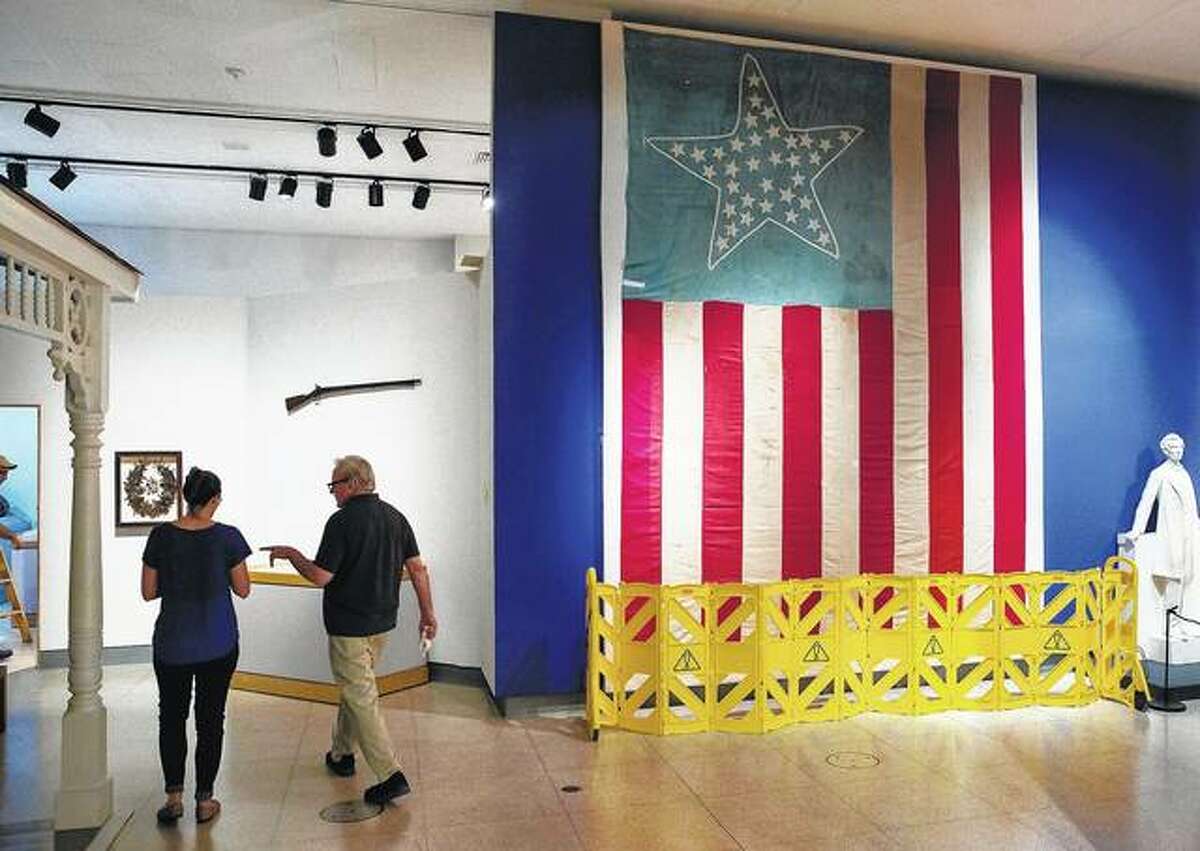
[265,455,436,805]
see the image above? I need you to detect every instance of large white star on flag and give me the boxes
[646,54,864,269]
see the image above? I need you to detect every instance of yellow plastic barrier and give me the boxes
[585,558,1143,737]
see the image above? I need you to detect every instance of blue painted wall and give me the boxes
[1039,81,1200,570]
[0,407,38,523]
[492,14,603,698]
[492,16,1200,695]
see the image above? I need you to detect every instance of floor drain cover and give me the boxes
[825,751,881,769]
[319,800,384,823]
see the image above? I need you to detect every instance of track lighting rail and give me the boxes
[2,152,489,191]
[0,95,490,139]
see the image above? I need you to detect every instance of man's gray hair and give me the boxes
[334,455,376,491]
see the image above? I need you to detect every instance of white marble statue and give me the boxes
[1122,433,1200,631]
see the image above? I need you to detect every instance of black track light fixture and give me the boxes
[368,179,384,207]
[412,181,430,210]
[249,173,268,201]
[23,104,60,138]
[279,174,298,197]
[403,130,427,163]
[317,125,337,157]
[357,126,384,160]
[316,177,333,208]
[49,161,76,191]
[6,160,28,189]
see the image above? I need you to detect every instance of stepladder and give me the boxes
[0,545,32,644]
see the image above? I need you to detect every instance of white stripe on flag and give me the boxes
[1021,75,1045,571]
[600,20,628,583]
[958,72,995,576]
[742,304,783,583]
[661,301,703,585]
[821,308,859,578]
[891,63,930,578]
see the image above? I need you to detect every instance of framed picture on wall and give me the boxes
[114,451,183,530]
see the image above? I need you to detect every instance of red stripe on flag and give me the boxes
[859,310,894,575]
[925,69,964,575]
[702,302,744,584]
[621,299,663,583]
[783,305,822,579]
[989,76,1026,574]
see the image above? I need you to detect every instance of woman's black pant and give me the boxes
[153,645,238,800]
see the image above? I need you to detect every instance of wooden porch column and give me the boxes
[50,278,113,830]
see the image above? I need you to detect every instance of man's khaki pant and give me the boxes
[328,632,401,780]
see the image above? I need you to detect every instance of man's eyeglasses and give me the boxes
[326,477,349,493]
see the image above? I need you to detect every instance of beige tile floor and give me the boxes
[1,664,1197,850]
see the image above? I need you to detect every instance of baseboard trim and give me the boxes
[38,645,151,669]
[495,692,585,718]
[231,665,428,705]
[0,818,53,837]
[82,808,134,851]
[428,662,487,688]
[52,825,98,851]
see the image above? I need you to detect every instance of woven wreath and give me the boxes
[123,462,178,519]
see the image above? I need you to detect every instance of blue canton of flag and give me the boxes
[623,31,893,308]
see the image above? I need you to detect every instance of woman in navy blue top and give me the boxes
[141,467,251,825]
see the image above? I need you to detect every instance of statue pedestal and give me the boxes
[1120,533,1200,689]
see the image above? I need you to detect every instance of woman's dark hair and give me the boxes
[182,467,221,514]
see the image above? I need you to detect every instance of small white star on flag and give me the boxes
[645,54,864,268]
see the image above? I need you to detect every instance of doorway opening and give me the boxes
[1,403,39,672]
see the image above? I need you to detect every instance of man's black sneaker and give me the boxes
[0,647,12,660]
[364,770,411,805]
[325,751,356,777]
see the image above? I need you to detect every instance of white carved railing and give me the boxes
[0,247,66,342]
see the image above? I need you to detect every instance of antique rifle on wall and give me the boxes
[285,379,422,415]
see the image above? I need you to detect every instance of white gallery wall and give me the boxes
[4,227,484,668]
[243,272,482,666]
[102,295,252,655]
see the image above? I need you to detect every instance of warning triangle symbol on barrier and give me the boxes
[1044,630,1071,652]
[802,641,830,663]
[922,635,944,656]
[673,648,702,673]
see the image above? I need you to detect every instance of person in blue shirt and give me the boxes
[141,467,251,825]
[0,454,34,661]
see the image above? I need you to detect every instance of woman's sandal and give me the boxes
[195,798,222,824]
[155,801,184,825]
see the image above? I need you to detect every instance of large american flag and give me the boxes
[601,24,1042,585]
